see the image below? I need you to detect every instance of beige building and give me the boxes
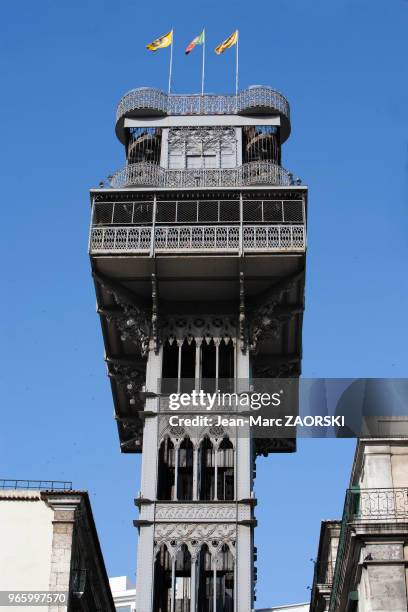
[311,438,408,612]
[0,481,115,612]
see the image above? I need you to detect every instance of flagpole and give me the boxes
[201,28,206,96]
[235,30,239,97]
[168,29,174,94]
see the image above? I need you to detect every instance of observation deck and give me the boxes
[115,85,291,143]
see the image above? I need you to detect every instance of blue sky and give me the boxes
[0,0,407,607]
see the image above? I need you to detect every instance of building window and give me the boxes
[177,438,194,501]
[153,545,172,612]
[199,437,215,501]
[197,544,235,612]
[161,337,235,395]
[186,154,217,169]
[217,439,234,501]
[153,545,192,612]
[199,436,234,501]
[157,437,175,500]
[167,127,237,170]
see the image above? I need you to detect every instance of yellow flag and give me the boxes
[215,30,238,55]
[146,30,173,52]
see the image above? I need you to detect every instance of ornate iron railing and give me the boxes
[109,161,294,189]
[116,86,290,123]
[90,224,305,254]
[329,487,408,611]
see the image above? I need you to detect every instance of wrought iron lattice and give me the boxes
[90,224,305,254]
[109,161,294,189]
[116,86,290,123]
[242,125,279,164]
[127,127,162,164]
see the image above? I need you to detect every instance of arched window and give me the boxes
[157,437,175,500]
[217,439,234,501]
[153,545,172,612]
[180,338,196,393]
[215,545,234,612]
[201,339,216,391]
[197,544,235,612]
[162,339,179,394]
[218,339,234,392]
[177,438,194,501]
[199,437,215,501]
[197,544,213,612]
[175,545,191,612]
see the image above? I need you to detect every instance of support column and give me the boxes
[195,338,202,391]
[174,442,179,501]
[214,337,220,392]
[236,525,252,612]
[170,556,176,612]
[192,445,199,501]
[213,559,217,612]
[190,556,197,612]
[214,442,219,501]
[177,339,183,394]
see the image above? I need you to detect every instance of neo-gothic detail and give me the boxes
[90,83,306,612]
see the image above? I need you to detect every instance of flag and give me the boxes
[146,30,173,52]
[185,30,205,55]
[215,30,238,55]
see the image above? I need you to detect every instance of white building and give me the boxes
[0,481,115,611]
[109,576,136,611]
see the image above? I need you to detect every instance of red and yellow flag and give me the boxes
[215,30,238,55]
[146,30,173,52]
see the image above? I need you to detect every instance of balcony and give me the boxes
[115,85,291,143]
[89,196,306,256]
[90,224,305,255]
[109,161,295,189]
[329,487,408,612]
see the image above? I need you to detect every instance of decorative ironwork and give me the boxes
[109,160,294,189]
[93,273,151,356]
[108,361,146,406]
[90,224,305,254]
[116,85,290,122]
[248,271,305,352]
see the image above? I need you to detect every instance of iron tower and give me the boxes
[89,85,307,612]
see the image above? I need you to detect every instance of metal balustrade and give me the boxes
[90,224,305,254]
[116,86,290,123]
[109,161,294,189]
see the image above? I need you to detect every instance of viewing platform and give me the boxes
[115,85,291,143]
[89,193,306,256]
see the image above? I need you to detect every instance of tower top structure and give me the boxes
[115,85,291,143]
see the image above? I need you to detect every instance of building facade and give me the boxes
[89,86,307,612]
[0,481,115,612]
[310,438,408,612]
